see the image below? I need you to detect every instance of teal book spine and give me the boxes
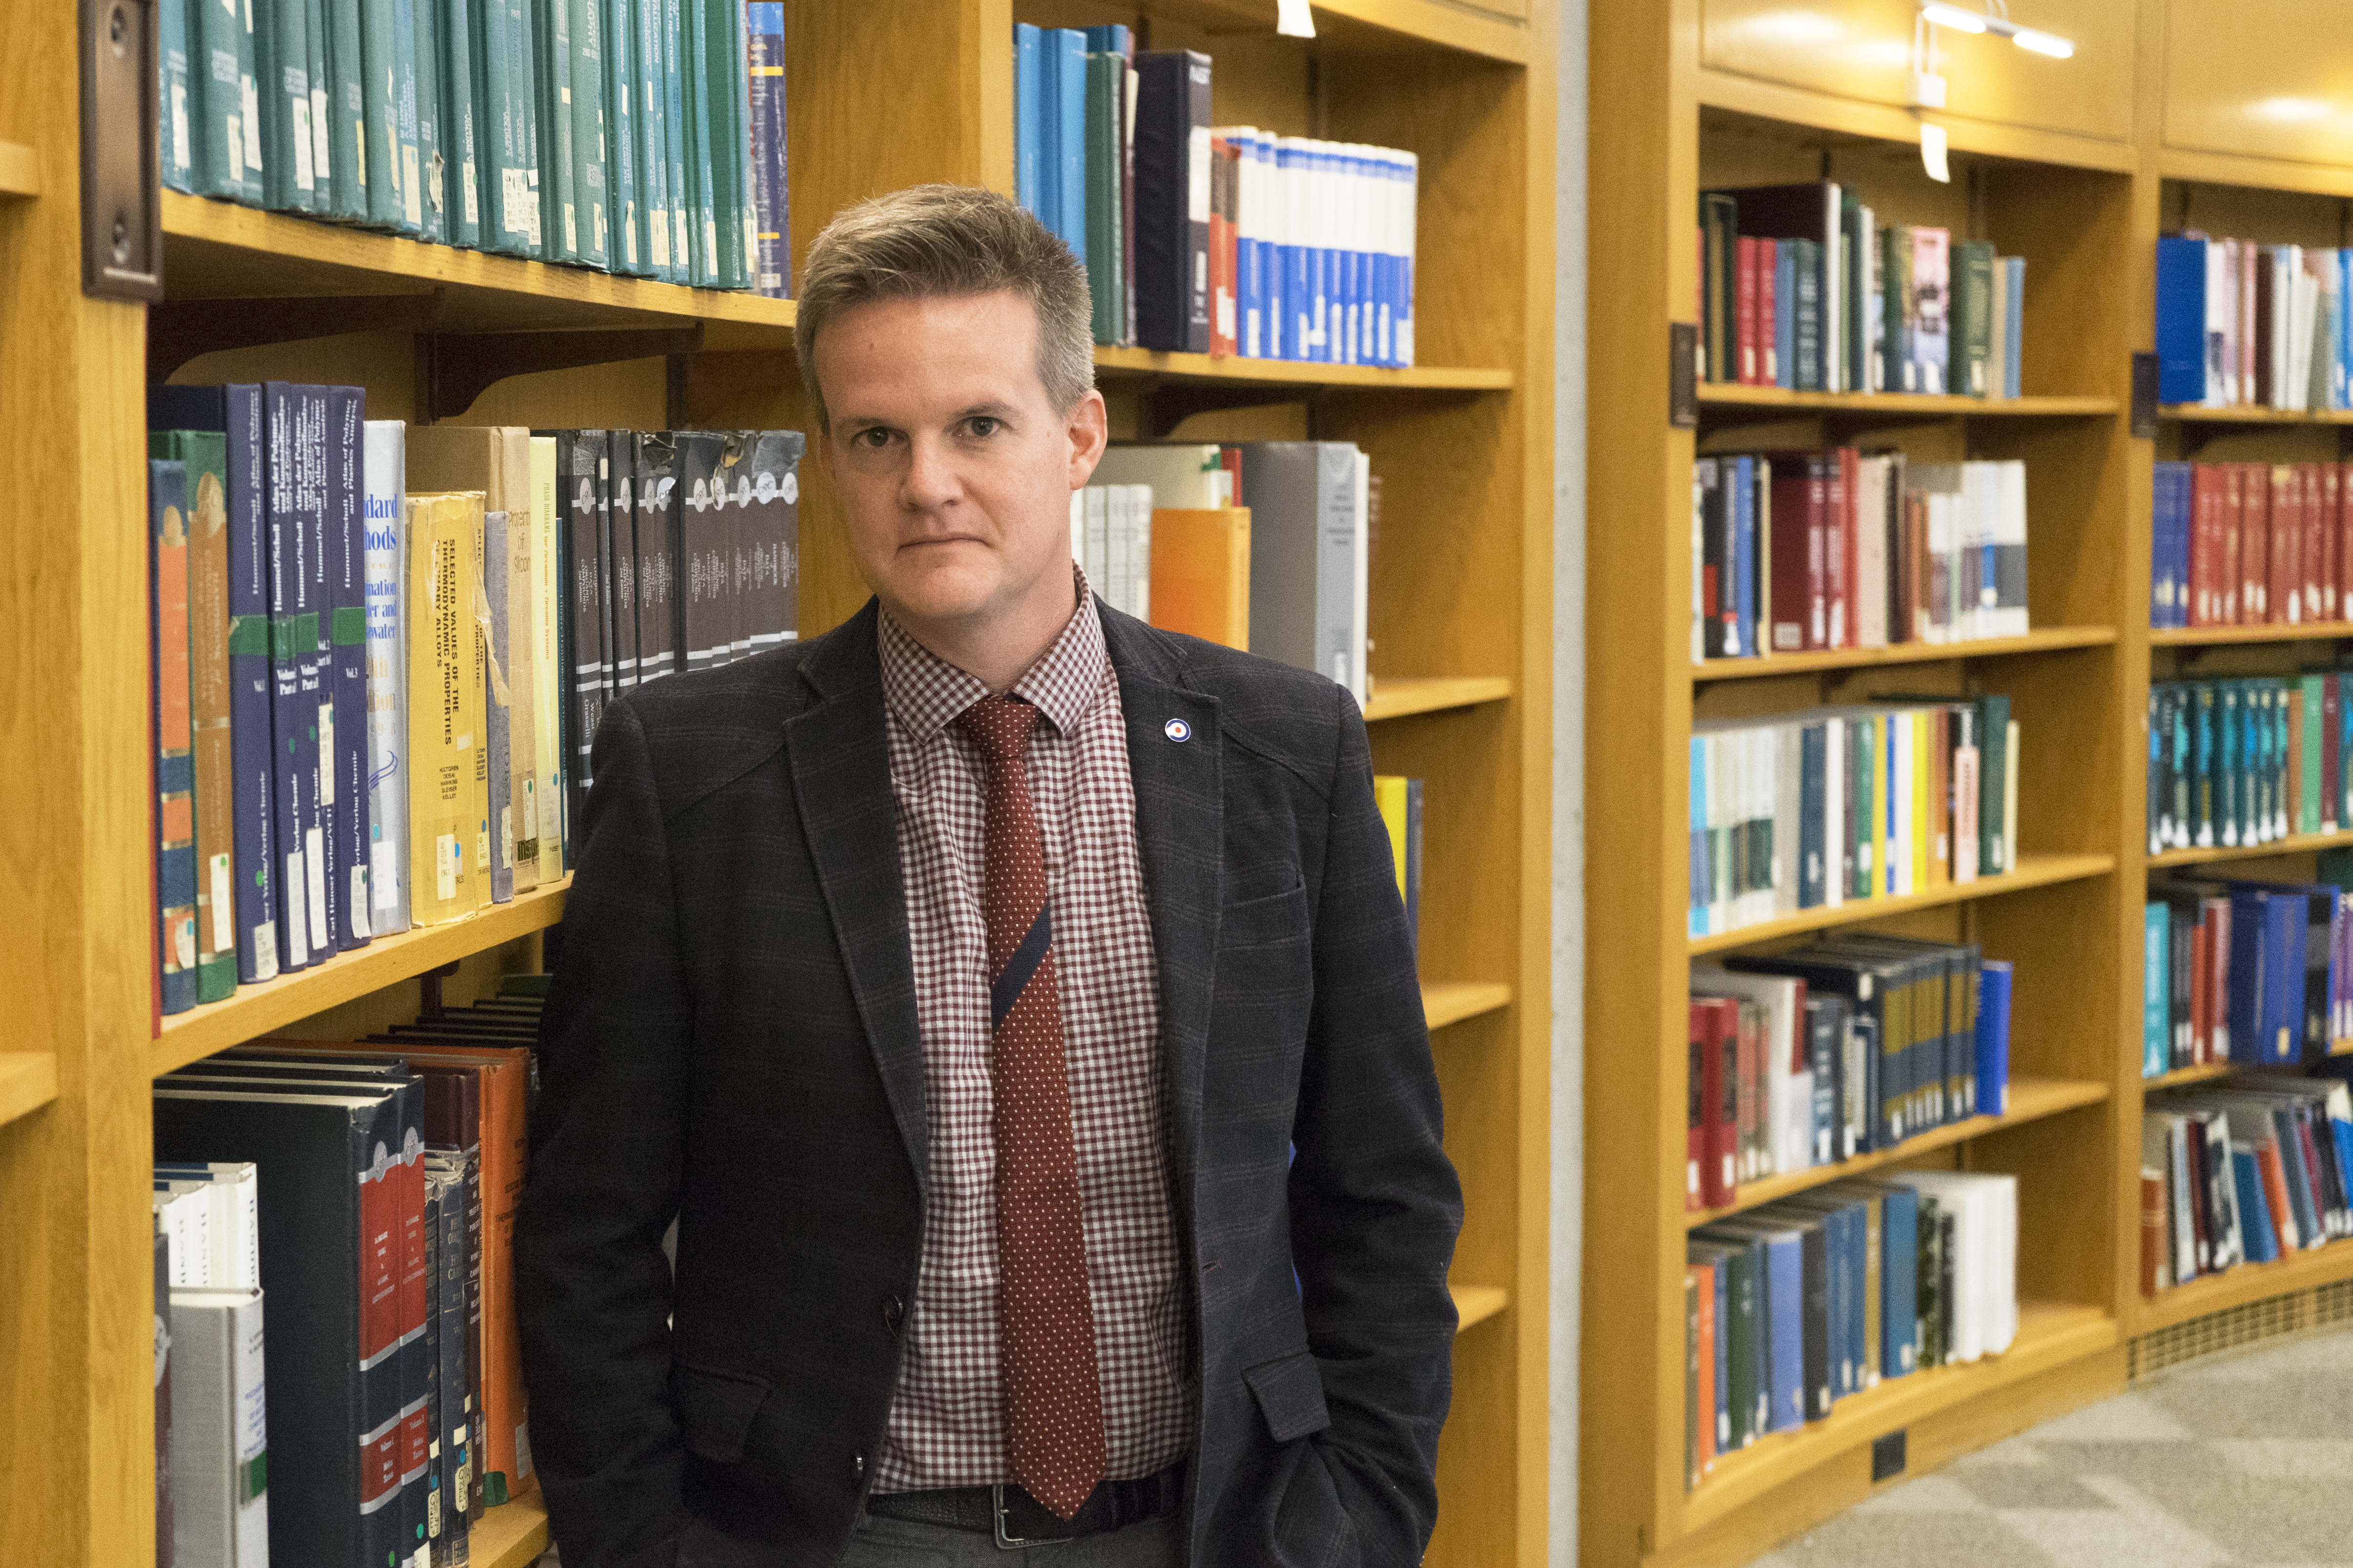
[479,0,527,253]
[631,0,669,278]
[568,0,608,268]
[390,0,423,231]
[323,0,367,218]
[536,0,577,260]
[413,0,445,241]
[305,0,333,209]
[440,0,481,245]
[514,0,543,253]
[660,0,687,283]
[744,0,785,296]
[726,0,755,289]
[680,0,715,285]
[161,0,195,191]
[603,0,640,273]
[194,0,265,202]
[256,0,318,210]
[358,0,398,225]
[2144,903,2170,1077]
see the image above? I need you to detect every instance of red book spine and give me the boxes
[1736,236,1759,385]
[1806,458,1831,650]
[2306,463,2327,623]
[2240,463,2266,622]
[2268,464,2291,623]
[2192,462,2216,626]
[2209,899,2233,1064]
[1208,136,1237,359]
[2331,461,2350,622]
[1757,238,1778,386]
[1768,469,1812,654]
[2190,919,2210,1065]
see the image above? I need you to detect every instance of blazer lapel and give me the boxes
[783,604,930,1197]
[1103,611,1222,1211]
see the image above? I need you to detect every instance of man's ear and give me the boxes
[1066,388,1109,488]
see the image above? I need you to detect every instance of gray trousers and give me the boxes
[835,1511,1183,1567]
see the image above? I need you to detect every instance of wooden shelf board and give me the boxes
[1364,676,1512,721]
[1680,1301,2119,1534]
[0,142,36,198]
[2156,146,2353,202]
[1687,854,2117,956]
[2132,1239,2353,1335]
[1423,982,1511,1031]
[155,881,570,1074]
[1107,0,1529,62]
[1685,1078,2111,1230]
[161,193,794,348]
[1451,1284,1509,1332]
[2156,403,2353,426]
[2150,829,2353,868]
[2151,621,2353,646]
[1698,76,2141,175]
[1697,386,2118,418]
[1695,627,2116,682]
[1090,345,1511,393]
[473,1478,551,1568]
[0,1054,60,1128]
[2141,1061,2239,1091]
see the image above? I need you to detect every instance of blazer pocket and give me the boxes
[1242,1349,1333,1444]
[674,1362,772,1465]
[1223,881,1309,950]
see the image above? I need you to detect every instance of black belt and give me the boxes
[864,1464,1185,1548]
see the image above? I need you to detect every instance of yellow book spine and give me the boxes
[405,494,477,925]
[532,437,565,882]
[462,493,492,913]
[1374,775,1409,904]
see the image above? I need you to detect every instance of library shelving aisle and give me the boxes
[5,1,1552,1565]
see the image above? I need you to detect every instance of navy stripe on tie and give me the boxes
[991,904,1053,1031]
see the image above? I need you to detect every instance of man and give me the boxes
[517,185,1460,1568]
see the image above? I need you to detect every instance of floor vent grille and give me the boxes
[2129,1278,2353,1380]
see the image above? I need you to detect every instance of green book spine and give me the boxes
[1956,239,1995,398]
[414,0,445,241]
[633,0,671,278]
[440,0,481,245]
[161,0,195,191]
[682,0,716,285]
[603,0,639,272]
[1727,1244,1756,1449]
[390,0,423,230]
[359,0,398,225]
[728,0,756,288]
[534,0,575,259]
[257,0,317,209]
[2305,673,2326,834]
[517,0,543,251]
[323,0,366,217]
[474,0,513,249]
[1976,693,2009,873]
[1085,52,1119,342]
[191,0,262,200]
[568,0,608,268]
[305,0,333,209]
[703,0,742,287]
[1699,192,1734,384]
[661,0,687,283]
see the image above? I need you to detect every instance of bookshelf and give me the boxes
[1591,3,2353,1564]
[3,3,1552,1567]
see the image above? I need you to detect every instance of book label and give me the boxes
[436,835,457,902]
[305,826,326,939]
[282,849,309,966]
[374,842,399,910]
[349,867,372,940]
[209,853,232,953]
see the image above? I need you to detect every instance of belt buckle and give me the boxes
[991,1483,1069,1550]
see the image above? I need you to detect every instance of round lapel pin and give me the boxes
[1164,718,1192,743]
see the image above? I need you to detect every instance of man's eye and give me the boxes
[856,428,894,449]
[967,417,1000,438]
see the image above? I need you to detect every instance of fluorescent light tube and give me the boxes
[1921,3,1989,32]
[2009,27,2074,57]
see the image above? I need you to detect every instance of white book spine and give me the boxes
[1128,485,1152,624]
[361,421,412,935]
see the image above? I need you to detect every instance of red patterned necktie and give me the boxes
[956,694,1106,1520]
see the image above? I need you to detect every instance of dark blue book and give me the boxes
[296,385,340,964]
[1805,996,1839,1168]
[263,382,319,973]
[745,0,788,297]
[152,459,200,1017]
[1730,456,1756,663]
[2155,236,2210,405]
[1978,959,2013,1117]
[149,384,281,985]
[1798,720,1826,908]
[1134,50,1211,354]
[326,386,372,951]
[1762,1224,1810,1428]
[2268,890,2307,1064]
[1774,240,1797,390]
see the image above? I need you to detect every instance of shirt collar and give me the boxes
[877,563,1107,744]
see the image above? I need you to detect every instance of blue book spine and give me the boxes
[1731,456,1754,659]
[1339,150,1362,364]
[1014,25,1042,222]
[1881,1186,1917,1377]
[2268,893,2305,1062]
[1053,29,1086,264]
[1799,722,1825,908]
[634,0,670,279]
[2144,904,2170,1076]
[2003,257,2026,398]
[2155,236,2209,404]
[1244,135,1269,358]
[2152,462,2182,628]
[296,385,339,962]
[1284,140,1308,360]
[1977,959,2012,1117]
[744,1,786,296]
[1774,240,1797,390]
[2233,1147,2278,1262]
[2228,888,2264,1062]
[1764,1234,1805,1433]
[1395,148,1415,367]
[1265,136,1286,359]
[151,458,199,1016]
[326,386,372,950]
[262,382,316,973]
[2340,250,2353,409]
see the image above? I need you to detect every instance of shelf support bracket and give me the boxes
[421,323,706,423]
[147,292,442,379]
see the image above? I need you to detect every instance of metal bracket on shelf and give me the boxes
[419,322,706,423]
[78,0,163,302]
[147,292,442,378]
[418,960,461,1021]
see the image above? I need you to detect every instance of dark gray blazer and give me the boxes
[515,598,1461,1568]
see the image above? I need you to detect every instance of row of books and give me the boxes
[2143,875,2353,1075]
[1011,29,1417,365]
[1694,453,2030,661]
[2149,461,2353,631]
[2145,675,2353,855]
[157,0,787,291]
[2141,1077,2353,1294]
[145,383,803,1014]
[1690,942,2014,1209]
[1698,182,2026,398]
[152,1163,271,1568]
[1686,1171,2019,1489]
[1688,697,2020,938]
[2154,237,2353,412]
[153,986,545,1568]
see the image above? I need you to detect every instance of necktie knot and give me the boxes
[958,694,1042,767]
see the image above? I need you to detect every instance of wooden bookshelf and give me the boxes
[1687,855,2118,956]
[1453,1284,1511,1331]
[2141,1061,2239,1091]
[2156,403,2353,426]
[1697,386,2118,419]
[2151,621,2353,646]
[2150,829,2353,869]
[1694,627,2117,682]
[5,3,1552,1566]
[2133,1240,2353,1334]
[474,1481,553,1568]
[1683,1078,2112,1229]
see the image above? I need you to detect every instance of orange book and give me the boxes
[1690,1261,1716,1481]
[1149,507,1251,649]
[1208,135,1238,358]
[2258,1140,2300,1250]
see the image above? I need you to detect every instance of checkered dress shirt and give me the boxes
[871,571,1194,1494]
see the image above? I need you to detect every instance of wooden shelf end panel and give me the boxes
[1687,855,2117,956]
[155,881,571,1073]
[0,1053,61,1128]
[1422,982,1512,1032]
[1451,1284,1509,1333]
[1695,628,2117,683]
[0,142,37,198]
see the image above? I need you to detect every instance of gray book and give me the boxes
[739,430,806,656]
[483,510,515,905]
[168,1287,271,1568]
[1234,442,1369,703]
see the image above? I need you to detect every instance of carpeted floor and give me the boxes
[1748,1324,2353,1567]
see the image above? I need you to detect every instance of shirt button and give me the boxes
[881,1294,905,1334]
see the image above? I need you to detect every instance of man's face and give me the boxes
[813,289,1105,639]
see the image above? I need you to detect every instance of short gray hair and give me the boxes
[794,184,1095,433]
